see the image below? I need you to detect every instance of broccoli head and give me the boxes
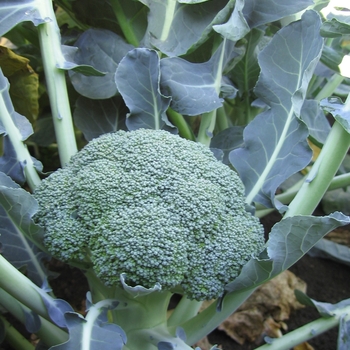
[33,129,264,301]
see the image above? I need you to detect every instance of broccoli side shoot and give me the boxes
[33,129,265,301]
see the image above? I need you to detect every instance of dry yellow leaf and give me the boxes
[0,45,39,122]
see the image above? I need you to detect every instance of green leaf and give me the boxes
[295,290,350,318]
[301,99,331,146]
[229,28,264,95]
[69,29,134,99]
[50,296,126,350]
[73,95,127,141]
[214,0,313,41]
[60,46,106,76]
[225,212,350,294]
[210,126,244,165]
[140,0,229,56]
[230,10,323,207]
[308,238,350,267]
[0,172,47,286]
[160,39,240,116]
[321,17,350,38]
[320,97,350,133]
[0,1,43,37]
[339,315,350,350]
[115,48,173,131]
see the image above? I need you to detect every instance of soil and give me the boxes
[1,212,350,350]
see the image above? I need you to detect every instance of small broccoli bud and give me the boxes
[33,129,265,301]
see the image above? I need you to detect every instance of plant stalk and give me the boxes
[0,314,35,350]
[181,288,255,345]
[0,255,49,322]
[285,120,350,218]
[0,288,68,347]
[197,110,217,147]
[255,304,350,350]
[109,0,140,47]
[36,0,78,167]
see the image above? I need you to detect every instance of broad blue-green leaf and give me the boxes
[0,137,26,185]
[140,0,230,56]
[74,95,127,141]
[225,212,350,293]
[60,46,105,76]
[37,282,74,328]
[308,238,350,267]
[321,17,350,38]
[339,315,350,350]
[301,99,331,146]
[115,48,173,131]
[0,2,103,78]
[214,0,313,41]
[0,172,48,286]
[0,1,43,36]
[210,126,244,165]
[320,97,350,133]
[69,29,134,99]
[160,39,241,116]
[50,298,126,350]
[230,11,323,208]
[296,290,350,317]
[229,28,264,94]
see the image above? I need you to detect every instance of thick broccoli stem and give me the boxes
[85,269,190,349]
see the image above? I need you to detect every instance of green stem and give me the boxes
[255,304,350,350]
[315,73,344,101]
[182,288,255,346]
[167,108,196,141]
[167,296,203,328]
[216,106,229,132]
[0,255,50,322]
[0,77,41,190]
[256,171,350,218]
[37,0,78,167]
[0,314,34,350]
[284,120,350,218]
[0,288,68,347]
[197,110,217,147]
[109,0,139,47]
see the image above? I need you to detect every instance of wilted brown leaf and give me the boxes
[294,341,315,350]
[193,336,222,350]
[218,270,306,345]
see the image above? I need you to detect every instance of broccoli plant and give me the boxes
[0,0,350,350]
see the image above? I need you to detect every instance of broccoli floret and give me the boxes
[33,129,264,301]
